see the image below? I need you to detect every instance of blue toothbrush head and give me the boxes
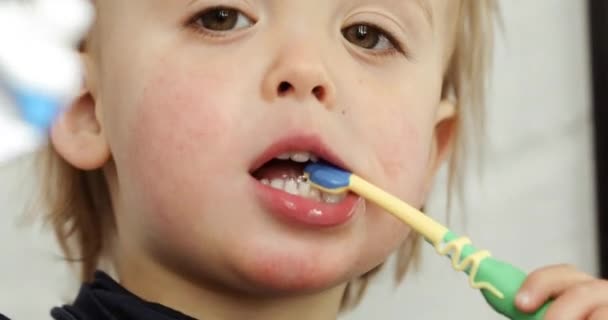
[304,162,352,194]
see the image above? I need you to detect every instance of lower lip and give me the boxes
[252,178,362,228]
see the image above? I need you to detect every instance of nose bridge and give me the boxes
[282,43,327,95]
[261,30,336,108]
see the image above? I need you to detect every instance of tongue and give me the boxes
[253,160,306,180]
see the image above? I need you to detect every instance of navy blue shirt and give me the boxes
[50,271,196,320]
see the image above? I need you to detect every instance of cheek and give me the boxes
[355,103,434,204]
[375,118,428,175]
[380,124,433,209]
[340,64,441,204]
[135,67,233,149]
[111,65,241,227]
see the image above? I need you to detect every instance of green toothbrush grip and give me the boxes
[477,257,551,319]
[440,232,552,319]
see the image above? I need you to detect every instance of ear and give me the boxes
[51,71,110,171]
[424,99,457,184]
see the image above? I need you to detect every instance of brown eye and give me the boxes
[342,24,397,51]
[194,7,253,32]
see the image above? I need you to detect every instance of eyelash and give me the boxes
[184,8,408,59]
[346,22,407,58]
[185,6,256,38]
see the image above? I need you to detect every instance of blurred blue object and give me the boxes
[0,0,93,163]
[12,87,60,131]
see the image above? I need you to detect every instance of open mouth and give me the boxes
[249,135,361,228]
[251,151,347,204]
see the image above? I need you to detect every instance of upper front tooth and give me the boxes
[290,152,310,163]
[277,153,291,160]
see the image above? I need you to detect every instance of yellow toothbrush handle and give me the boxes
[347,174,553,319]
[349,175,448,245]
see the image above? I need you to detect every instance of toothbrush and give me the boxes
[0,0,92,130]
[0,0,93,165]
[304,162,552,320]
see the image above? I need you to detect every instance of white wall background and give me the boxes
[0,1,597,319]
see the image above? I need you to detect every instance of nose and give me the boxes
[262,45,336,109]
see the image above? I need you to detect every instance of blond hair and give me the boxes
[39,0,498,309]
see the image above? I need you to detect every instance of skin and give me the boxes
[50,0,608,319]
[516,265,608,320]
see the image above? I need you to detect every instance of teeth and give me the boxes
[261,177,346,204]
[277,153,291,160]
[309,188,322,202]
[270,179,285,190]
[274,152,320,163]
[298,181,310,195]
[322,193,346,204]
[284,179,299,195]
[291,152,311,163]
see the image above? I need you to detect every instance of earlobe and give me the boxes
[50,90,110,170]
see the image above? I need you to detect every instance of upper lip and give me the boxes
[249,134,351,174]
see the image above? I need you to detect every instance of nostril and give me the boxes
[312,86,325,101]
[278,82,293,96]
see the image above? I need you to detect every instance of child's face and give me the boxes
[62,0,456,294]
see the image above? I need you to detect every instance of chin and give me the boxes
[226,246,359,295]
